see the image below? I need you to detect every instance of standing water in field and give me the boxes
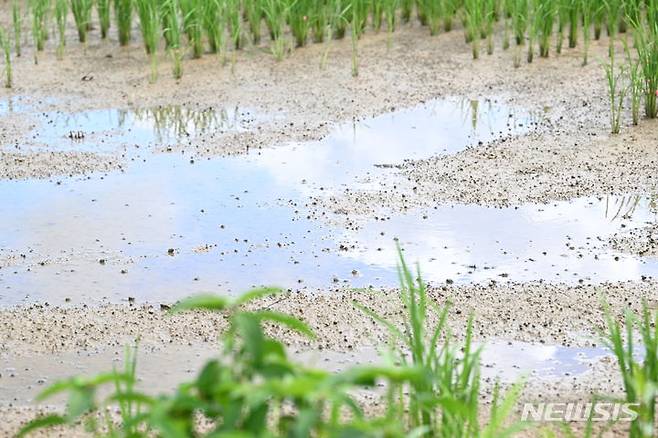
[1,97,657,305]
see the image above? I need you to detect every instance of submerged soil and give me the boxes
[1,9,658,437]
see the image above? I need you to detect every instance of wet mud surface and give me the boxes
[1,98,657,306]
[1,13,657,436]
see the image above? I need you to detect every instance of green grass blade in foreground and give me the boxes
[170,293,230,312]
[602,300,658,437]
[17,415,67,438]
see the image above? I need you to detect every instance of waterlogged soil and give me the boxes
[1,12,658,437]
[6,99,658,306]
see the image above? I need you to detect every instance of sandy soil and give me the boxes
[0,281,653,435]
[611,222,658,256]
[3,281,657,356]
[2,5,658,436]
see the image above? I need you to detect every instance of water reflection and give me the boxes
[1,98,658,305]
[17,104,273,153]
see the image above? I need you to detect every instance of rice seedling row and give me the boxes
[6,0,658,130]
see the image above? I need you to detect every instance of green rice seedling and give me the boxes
[135,0,159,55]
[311,1,328,43]
[604,0,623,56]
[161,0,183,78]
[503,0,513,19]
[464,0,483,59]
[30,0,48,51]
[623,40,642,125]
[602,301,658,437]
[555,0,569,53]
[484,0,497,55]
[604,0,623,38]
[0,27,12,88]
[170,50,185,80]
[502,11,511,50]
[581,0,595,65]
[70,0,92,43]
[424,0,442,36]
[289,0,312,47]
[631,5,658,118]
[372,0,384,32]
[12,0,21,57]
[400,0,413,23]
[244,0,262,43]
[114,0,132,45]
[536,0,554,58]
[225,0,242,50]
[443,0,457,32]
[159,0,176,48]
[320,1,350,68]
[135,0,160,81]
[593,0,604,39]
[526,0,537,63]
[603,51,626,134]
[55,0,68,58]
[332,0,349,38]
[263,0,288,60]
[416,0,428,26]
[567,0,578,48]
[180,0,203,58]
[384,0,399,32]
[647,0,658,30]
[203,0,224,54]
[354,247,527,436]
[623,0,641,34]
[178,0,193,39]
[351,0,360,76]
[384,0,399,46]
[352,0,368,36]
[97,0,110,39]
[512,0,528,46]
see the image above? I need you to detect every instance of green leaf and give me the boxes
[36,372,120,401]
[232,286,282,307]
[196,360,221,400]
[107,391,154,406]
[253,310,316,338]
[170,294,229,313]
[17,415,67,437]
[66,386,96,419]
[235,313,265,364]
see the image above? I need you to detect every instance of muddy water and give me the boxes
[1,98,657,306]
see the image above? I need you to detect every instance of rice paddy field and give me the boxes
[1,0,658,436]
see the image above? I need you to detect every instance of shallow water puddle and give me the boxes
[297,341,611,381]
[0,95,53,114]
[256,97,534,188]
[343,195,658,283]
[21,105,269,153]
[1,98,657,304]
[481,341,610,381]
